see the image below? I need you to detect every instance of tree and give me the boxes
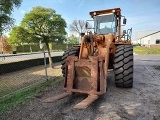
[66,35,79,44]
[8,26,35,52]
[20,6,67,67]
[8,26,27,45]
[69,20,86,35]
[0,0,22,34]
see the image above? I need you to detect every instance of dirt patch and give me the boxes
[0,62,62,97]
[2,60,160,120]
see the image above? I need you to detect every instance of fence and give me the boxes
[0,44,74,99]
[3,43,76,54]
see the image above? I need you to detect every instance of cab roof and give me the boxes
[90,8,121,18]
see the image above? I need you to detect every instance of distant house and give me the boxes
[136,31,160,48]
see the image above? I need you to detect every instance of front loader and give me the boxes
[44,8,133,109]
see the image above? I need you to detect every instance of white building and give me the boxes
[136,31,160,48]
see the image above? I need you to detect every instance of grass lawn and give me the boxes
[133,46,160,54]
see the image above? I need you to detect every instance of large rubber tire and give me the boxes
[114,45,133,88]
[61,46,80,77]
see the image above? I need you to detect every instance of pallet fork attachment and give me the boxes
[43,56,106,109]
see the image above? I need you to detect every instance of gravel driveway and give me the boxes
[3,55,160,120]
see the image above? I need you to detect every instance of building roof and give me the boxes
[136,30,160,40]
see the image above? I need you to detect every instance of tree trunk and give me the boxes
[46,43,53,68]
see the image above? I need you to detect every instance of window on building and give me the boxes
[156,39,160,44]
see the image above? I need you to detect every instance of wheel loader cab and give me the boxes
[94,13,116,34]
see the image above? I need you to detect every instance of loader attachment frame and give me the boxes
[44,56,106,109]
[44,7,133,109]
[64,56,106,95]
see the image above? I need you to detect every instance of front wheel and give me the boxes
[114,45,133,88]
[61,46,80,77]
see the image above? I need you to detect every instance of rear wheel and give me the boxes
[114,45,133,88]
[61,46,80,77]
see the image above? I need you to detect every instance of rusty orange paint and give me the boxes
[44,8,132,109]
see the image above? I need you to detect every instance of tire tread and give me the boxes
[114,45,133,88]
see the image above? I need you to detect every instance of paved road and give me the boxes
[0,52,63,64]
[134,54,160,65]
[134,54,160,61]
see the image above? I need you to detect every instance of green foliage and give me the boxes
[8,6,67,67]
[8,27,20,45]
[0,14,14,34]
[8,6,67,46]
[0,0,22,33]
[8,26,26,45]
[21,6,67,44]
[134,46,160,54]
[16,44,40,53]
[66,34,79,44]
[12,44,76,53]
[53,44,74,51]
[8,26,37,45]
[0,0,22,14]
[11,45,17,52]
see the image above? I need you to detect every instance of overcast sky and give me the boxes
[11,0,160,40]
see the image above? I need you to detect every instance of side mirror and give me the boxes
[123,18,127,24]
[85,22,88,29]
[123,30,126,34]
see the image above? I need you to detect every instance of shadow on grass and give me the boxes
[0,76,63,119]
